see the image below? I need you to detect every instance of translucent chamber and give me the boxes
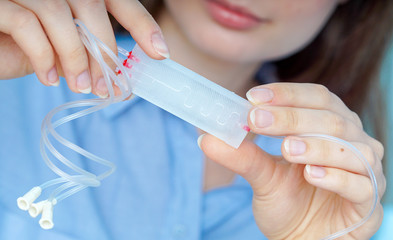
[124,44,252,148]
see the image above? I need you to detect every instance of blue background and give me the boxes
[372,41,393,239]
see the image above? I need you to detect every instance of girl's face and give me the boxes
[164,0,342,63]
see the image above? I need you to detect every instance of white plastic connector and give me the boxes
[39,200,55,230]
[28,200,48,218]
[17,186,42,210]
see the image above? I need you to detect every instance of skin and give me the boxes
[0,0,386,239]
[0,0,169,97]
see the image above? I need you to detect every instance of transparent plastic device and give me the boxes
[124,44,252,148]
[17,20,378,239]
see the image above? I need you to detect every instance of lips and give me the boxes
[204,0,266,30]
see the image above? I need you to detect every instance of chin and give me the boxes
[182,22,267,63]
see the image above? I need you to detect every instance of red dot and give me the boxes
[127,51,133,59]
[243,126,250,132]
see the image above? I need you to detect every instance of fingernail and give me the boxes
[47,67,59,86]
[76,70,91,94]
[197,134,205,149]
[151,32,170,59]
[284,138,306,156]
[306,165,326,178]
[246,88,274,104]
[250,108,274,128]
[96,77,108,98]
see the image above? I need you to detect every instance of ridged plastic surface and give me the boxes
[127,44,252,148]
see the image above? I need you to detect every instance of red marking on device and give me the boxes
[115,51,138,76]
[127,51,140,63]
[243,125,250,132]
[123,59,133,69]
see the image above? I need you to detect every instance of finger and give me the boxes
[13,0,91,93]
[0,33,31,79]
[248,106,374,143]
[307,164,384,240]
[67,0,118,97]
[198,133,282,196]
[304,165,376,207]
[0,1,58,85]
[106,0,170,59]
[246,83,363,128]
[282,137,383,177]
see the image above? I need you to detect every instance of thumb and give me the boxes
[198,133,279,194]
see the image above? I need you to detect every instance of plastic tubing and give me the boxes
[16,19,378,239]
[37,20,130,194]
[299,134,378,240]
[16,19,132,228]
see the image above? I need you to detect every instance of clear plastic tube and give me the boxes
[299,134,378,240]
[16,20,130,227]
[16,18,378,239]
[43,100,116,178]
[48,182,79,202]
[39,178,68,190]
[55,185,87,203]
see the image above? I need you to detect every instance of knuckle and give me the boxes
[350,111,363,128]
[278,84,296,103]
[135,7,154,20]
[78,0,105,10]
[134,10,156,30]
[36,46,54,62]
[361,144,377,169]
[283,109,300,132]
[366,182,374,202]
[372,140,384,159]
[13,9,36,30]
[378,175,386,198]
[66,46,87,65]
[314,84,331,105]
[329,113,346,136]
[42,0,70,14]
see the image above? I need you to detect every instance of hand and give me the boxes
[0,0,169,97]
[199,83,385,239]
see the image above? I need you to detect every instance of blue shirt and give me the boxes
[0,36,284,240]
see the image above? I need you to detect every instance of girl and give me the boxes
[0,0,392,239]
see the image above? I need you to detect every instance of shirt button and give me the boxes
[172,224,187,239]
